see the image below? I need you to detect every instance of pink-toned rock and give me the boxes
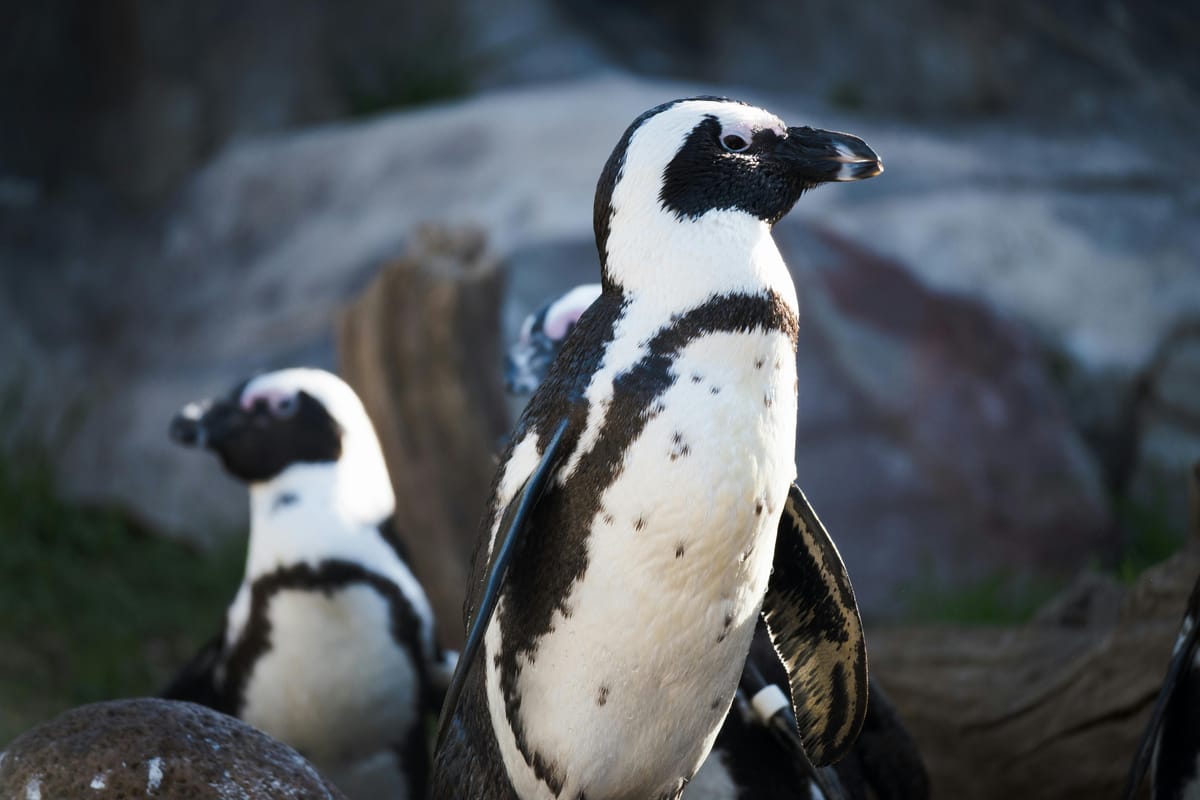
[776,222,1114,612]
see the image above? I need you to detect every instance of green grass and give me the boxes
[334,44,471,118]
[900,569,1063,626]
[1110,489,1187,584]
[0,454,245,747]
[898,489,1186,625]
[826,79,866,111]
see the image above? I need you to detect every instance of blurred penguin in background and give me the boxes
[165,367,455,800]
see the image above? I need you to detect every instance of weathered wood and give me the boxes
[336,225,510,649]
[870,546,1200,800]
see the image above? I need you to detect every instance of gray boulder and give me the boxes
[0,698,344,799]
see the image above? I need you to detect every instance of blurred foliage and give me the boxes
[900,570,1063,626]
[0,452,244,748]
[334,48,471,118]
[826,80,866,112]
[1111,487,1187,585]
[901,487,1187,625]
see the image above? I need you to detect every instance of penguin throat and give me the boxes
[603,209,796,316]
[244,458,395,579]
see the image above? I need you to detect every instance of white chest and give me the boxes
[238,585,420,776]
[488,329,799,800]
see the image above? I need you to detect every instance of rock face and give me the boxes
[5,1,1192,206]
[501,222,1115,614]
[778,224,1113,610]
[1,74,1191,612]
[0,698,345,799]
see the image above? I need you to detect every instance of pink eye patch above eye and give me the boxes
[241,387,292,411]
[543,308,584,341]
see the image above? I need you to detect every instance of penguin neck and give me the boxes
[603,208,798,317]
[243,445,395,580]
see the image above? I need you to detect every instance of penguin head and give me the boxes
[170,368,394,521]
[506,283,602,394]
[594,97,881,291]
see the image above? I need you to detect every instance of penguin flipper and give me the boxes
[760,482,867,766]
[435,418,570,750]
[1122,575,1200,800]
[161,627,228,712]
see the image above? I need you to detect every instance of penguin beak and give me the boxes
[169,398,244,449]
[779,126,883,182]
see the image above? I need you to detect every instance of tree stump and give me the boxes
[336,225,510,649]
[869,546,1200,799]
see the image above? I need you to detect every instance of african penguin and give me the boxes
[163,367,455,800]
[434,97,882,800]
[506,283,602,394]
[508,286,930,800]
[1125,572,1200,800]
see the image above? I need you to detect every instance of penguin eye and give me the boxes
[274,395,298,418]
[721,133,750,153]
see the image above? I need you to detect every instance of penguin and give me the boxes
[506,283,602,394]
[433,96,882,800]
[163,367,455,800]
[1124,572,1200,800]
[506,285,931,800]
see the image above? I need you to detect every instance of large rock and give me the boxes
[0,698,344,799]
[0,75,1186,591]
[781,223,1113,609]
[501,222,1115,614]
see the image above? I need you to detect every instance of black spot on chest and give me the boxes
[271,492,299,513]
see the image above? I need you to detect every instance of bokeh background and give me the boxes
[1,0,1198,779]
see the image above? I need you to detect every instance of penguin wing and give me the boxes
[435,418,570,749]
[1122,574,1200,800]
[161,627,228,711]
[760,482,867,766]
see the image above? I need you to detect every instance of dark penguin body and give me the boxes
[434,98,882,799]
[164,368,454,800]
[507,288,930,800]
[690,627,927,800]
[1126,573,1200,800]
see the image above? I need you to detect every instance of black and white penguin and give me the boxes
[507,287,931,800]
[1124,573,1200,800]
[434,97,882,800]
[506,283,602,394]
[163,367,455,800]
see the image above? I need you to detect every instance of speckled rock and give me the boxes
[0,698,345,800]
